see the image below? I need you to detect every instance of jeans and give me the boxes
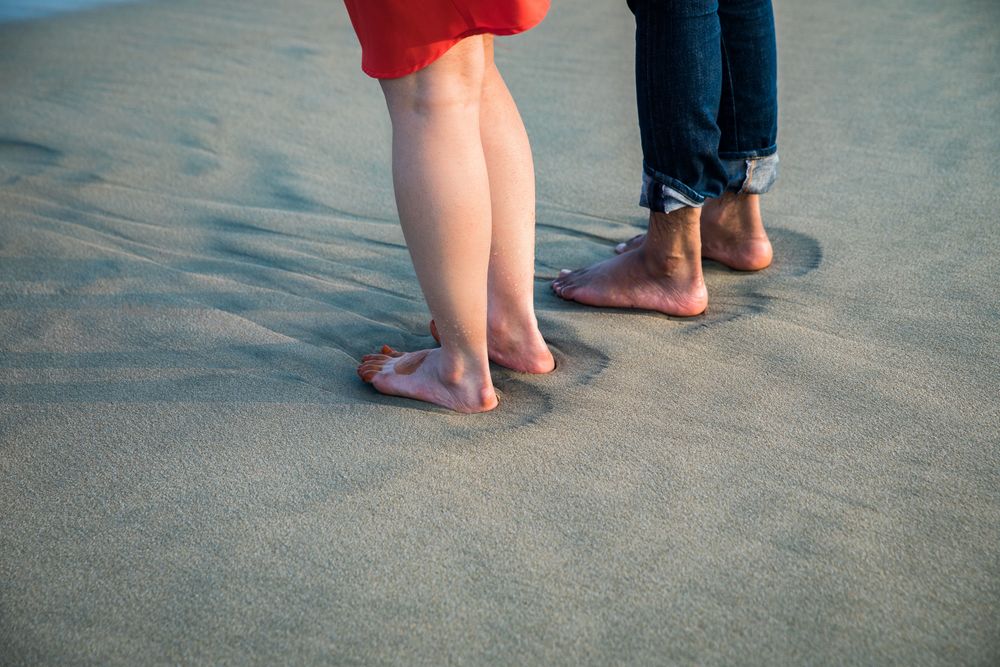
[628,0,779,213]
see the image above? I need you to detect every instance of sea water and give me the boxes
[0,0,138,21]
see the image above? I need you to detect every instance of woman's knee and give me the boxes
[382,36,485,117]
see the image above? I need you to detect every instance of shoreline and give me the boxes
[0,0,140,22]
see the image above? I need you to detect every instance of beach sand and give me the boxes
[1,0,998,663]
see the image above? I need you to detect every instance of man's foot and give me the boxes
[615,192,773,271]
[700,192,772,270]
[430,319,555,374]
[553,207,707,316]
[358,345,498,413]
[614,233,646,256]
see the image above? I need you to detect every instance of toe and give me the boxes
[554,281,575,299]
[559,271,581,288]
[358,360,386,374]
[616,234,644,254]
[358,365,385,382]
[561,268,586,285]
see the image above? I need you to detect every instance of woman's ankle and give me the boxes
[487,300,540,339]
[436,344,492,385]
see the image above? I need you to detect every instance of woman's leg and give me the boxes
[478,36,554,373]
[358,36,497,413]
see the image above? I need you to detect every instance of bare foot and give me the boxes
[358,345,498,413]
[614,233,645,256]
[615,192,772,271]
[430,319,555,374]
[553,207,707,316]
[700,192,772,271]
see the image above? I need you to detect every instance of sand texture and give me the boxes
[1,0,998,664]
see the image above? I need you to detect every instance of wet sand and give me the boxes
[1,0,998,663]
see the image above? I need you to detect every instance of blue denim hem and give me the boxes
[639,162,705,214]
[723,152,779,195]
[717,143,778,161]
[639,151,779,213]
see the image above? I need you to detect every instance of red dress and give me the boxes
[344,0,550,79]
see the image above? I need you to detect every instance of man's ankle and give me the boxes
[642,207,702,272]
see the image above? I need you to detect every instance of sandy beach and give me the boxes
[1,0,998,663]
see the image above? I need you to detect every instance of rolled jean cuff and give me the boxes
[639,152,779,214]
[639,164,705,214]
[722,151,779,195]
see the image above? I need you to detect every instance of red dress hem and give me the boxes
[345,1,550,80]
[361,22,541,79]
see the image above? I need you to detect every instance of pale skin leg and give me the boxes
[430,36,554,373]
[552,206,708,317]
[614,192,773,271]
[359,35,497,413]
[359,36,554,411]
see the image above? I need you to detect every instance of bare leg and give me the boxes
[552,206,707,316]
[477,37,553,373]
[359,36,497,413]
[615,192,772,271]
[428,37,554,373]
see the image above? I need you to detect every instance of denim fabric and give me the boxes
[629,0,778,212]
[641,153,779,213]
[725,153,778,193]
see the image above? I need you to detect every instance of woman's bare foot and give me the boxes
[553,207,707,316]
[430,318,555,374]
[358,345,498,413]
[615,192,772,271]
